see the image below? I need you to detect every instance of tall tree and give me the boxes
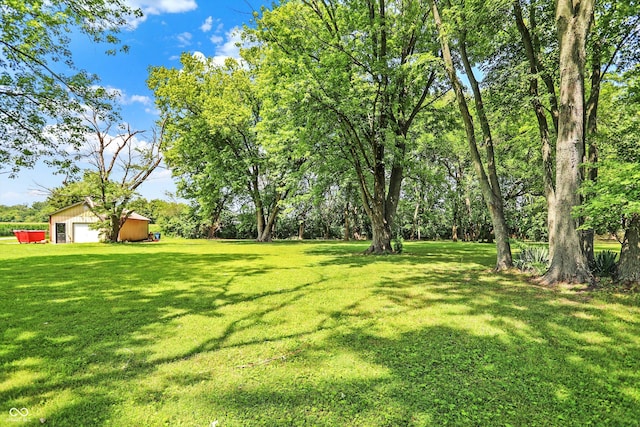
[512,0,639,267]
[512,0,560,258]
[47,110,164,242]
[254,0,442,253]
[429,0,513,270]
[148,54,302,242]
[576,70,640,285]
[0,0,141,174]
[541,0,595,284]
[581,0,640,264]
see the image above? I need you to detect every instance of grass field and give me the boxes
[1,238,638,426]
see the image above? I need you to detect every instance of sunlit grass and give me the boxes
[1,238,639,426]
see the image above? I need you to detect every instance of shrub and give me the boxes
[593,250,618,277]
[514,244,549,274]
[393,237,404,254]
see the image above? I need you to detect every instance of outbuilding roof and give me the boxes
[49,199,151,222]
[126,212,151,221]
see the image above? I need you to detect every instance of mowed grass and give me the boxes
[1,239,638,426]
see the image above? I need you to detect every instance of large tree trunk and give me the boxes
[255,201,267,241]
[363,169,394,254]
[459,37,512,269]
[617,215,640,285]
[431,0,511,270]
[108,213,122,243]
[580,42,602,267]
[514,0,558,259]
[542,0,594,285]
[367,206,393,254]
[257,193,283,242]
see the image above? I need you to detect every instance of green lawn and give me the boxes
[1,239,638,426]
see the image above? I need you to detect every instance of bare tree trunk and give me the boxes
[617,215,640,285]
[255,199,267,241]
[459,37,512,268]
[431,0,512,270]
[109,213,122,242]
[542,0,594,285]
[580,42,602,267]
[412,198,420,240]
[343,207,350,241]
[367,205,393,254]
[257,192,283,242]
[514,0,558,259]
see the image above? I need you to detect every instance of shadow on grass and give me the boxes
[204,270,640,426]
[1,241,639,425]
[304,240,497,270]
[0,248,317,425]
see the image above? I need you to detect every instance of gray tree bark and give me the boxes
[541,0,595,284]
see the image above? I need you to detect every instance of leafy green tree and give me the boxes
[0,0,141,174]
[253,0,443,253]
[509,0,637,280]
[577,162,640,284]
[149,54,303,242]
[576,70,640,284]
[428,0,514,269]
[538,0,595,284]
[47,111,164,242]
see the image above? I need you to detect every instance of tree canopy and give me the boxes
[3,0,639,285]
[0,0,141,174]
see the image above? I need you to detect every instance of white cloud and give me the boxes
[210,34,223,45]
[124,0,198,29]
[130,95,152,106]
[200,16,213,32]
[127,0,197,15]
[176,31,193,47]
[94,86,151,107]
[209,27,243,65]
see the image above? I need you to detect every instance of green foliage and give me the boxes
[0,1,141,174]
[593,250,618,277]
[0,222,48,237]
[514,243,550,274]
[1,240,639,425]
[252,0,445,250]
[0,202,48,222]
[393,236,404,254]
[576,161,640,235]
[148,54,303,241]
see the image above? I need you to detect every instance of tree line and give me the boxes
[1,0,638,285]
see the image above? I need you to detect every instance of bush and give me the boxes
[514,244,549,274]
[393,237,404,254]
[593,250,618,277]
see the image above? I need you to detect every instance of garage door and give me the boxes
[73,223,100,243]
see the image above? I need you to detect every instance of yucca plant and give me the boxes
[593,250,618,277]
[515,245,550,274]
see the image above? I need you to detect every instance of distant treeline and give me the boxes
[0,202,49,223]
[0,222,48,237]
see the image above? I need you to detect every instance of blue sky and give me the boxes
[0,0,265,206]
